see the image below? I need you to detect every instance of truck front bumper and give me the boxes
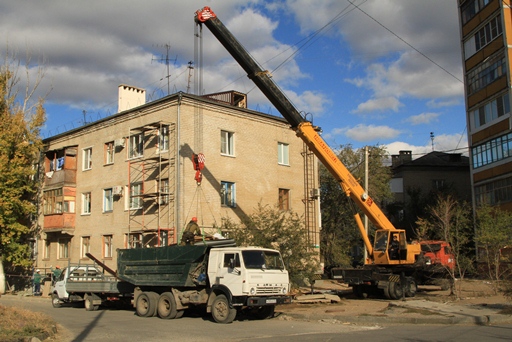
[245,296,291,306]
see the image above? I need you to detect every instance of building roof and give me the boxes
[393,151,469,169]
[43,91,288,143]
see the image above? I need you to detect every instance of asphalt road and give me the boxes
[1,295,512,342]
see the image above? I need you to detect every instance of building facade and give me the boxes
[37,88,320,269]
[458,0,512,210]
[390,150,471,235]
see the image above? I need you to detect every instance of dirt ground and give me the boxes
[278,279,511,318]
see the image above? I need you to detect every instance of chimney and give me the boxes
[391,150,412,167]
[118,84,146,112]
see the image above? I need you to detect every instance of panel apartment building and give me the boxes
[459,0,512,210]
[37,86,320,269]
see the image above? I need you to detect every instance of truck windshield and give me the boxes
[242,250,285,270]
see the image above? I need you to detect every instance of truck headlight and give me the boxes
[281,287,287,294]
[250,287,256,295]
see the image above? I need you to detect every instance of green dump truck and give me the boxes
[51,241,291,323]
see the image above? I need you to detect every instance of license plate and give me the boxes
[266,299,277,304]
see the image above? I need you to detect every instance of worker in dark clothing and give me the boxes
[181,217,201,245]
[389,234,400,260]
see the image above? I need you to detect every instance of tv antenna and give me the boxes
[152,43,177,95]
[186,61,194,93]
[430,132,435,151]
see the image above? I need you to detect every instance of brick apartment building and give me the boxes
[36,86,320,269]
[458,0,512,210]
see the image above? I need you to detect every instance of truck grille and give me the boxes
[256,286,282,295]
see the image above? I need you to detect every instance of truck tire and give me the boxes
[388,281,404,300]
[211,294,237,324]
[136,292,158,317]
[405,277,417,297]
[84,294,99,311]
[157,292,177,319]
[51,293,62,308]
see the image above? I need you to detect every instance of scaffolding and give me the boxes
[127,121,176,248]
[302,142,319,252]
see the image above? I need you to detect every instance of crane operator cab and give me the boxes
[373,230,409,264]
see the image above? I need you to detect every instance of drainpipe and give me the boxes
[176,92,182,242]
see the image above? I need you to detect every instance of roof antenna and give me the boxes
[430,132,435,151]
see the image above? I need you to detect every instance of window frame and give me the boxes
[103,188,113,212]
[278,142,290,166]
[103,235,113,259]
[159,125,169,152]
[82,192,91,215]
[129,133,144,159]
[81,236,91,259]
[221,130,235,156]
[220,181,236,208]
[105,141,115,165]
[130,182,143,209]
[82,147,92,170]
[58,238,70,259]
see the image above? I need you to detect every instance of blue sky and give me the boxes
[1,0,465,159]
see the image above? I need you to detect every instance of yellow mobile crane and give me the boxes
[196,7,442,299]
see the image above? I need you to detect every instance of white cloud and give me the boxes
[345,124,401,142]
[405,112,440,125]
[352,96,402,113]
[385,133,468,158]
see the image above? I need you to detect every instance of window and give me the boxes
[105,141,114,164]
[471,93,510,129]
[278,142,289,165]
[104,188,113,212]
[129,133,144,158]
[463,14,502,59]
[220,181,236,207]
[159,178,169,205]
[128,233,142,248]
[472,133,512,169]
[103,235,113,258]
[223,253,241,268]
[461,0,492,25]
[82,192,91,214]
[159,125,169,152]
[82,147,92,170]
[58,238,70,259]
[278,188,290,210]
[43,188,63,215]
[81,236,91,259]
[466,52,506,95]
[475,177,512,206]
[43,240,50,259]
[130,183,142,209]
[221,130,234,156]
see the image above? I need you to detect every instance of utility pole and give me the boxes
[364,146,369,263]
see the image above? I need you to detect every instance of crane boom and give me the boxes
[195,7,404,259]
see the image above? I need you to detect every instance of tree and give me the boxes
[222,204,319,287]
[320,144,392,268]
[474,204,512,293]
[415,195,474,297]
[0,49,46,269]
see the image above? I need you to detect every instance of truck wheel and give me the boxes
[211,294,237,324]
[84,294,99,311]
[157,292,177,319]
[405,278,417,297]
[51,293,62,308]
[136,292,157,317]
[252,305,275,319]
[389,281,404,300]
